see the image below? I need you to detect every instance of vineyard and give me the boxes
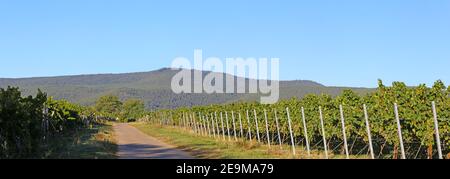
[140,80,450,159]
[0,87,101,158]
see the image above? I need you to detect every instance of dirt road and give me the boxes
[114,123,193,159]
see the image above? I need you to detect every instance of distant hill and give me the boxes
[0,68,373,109]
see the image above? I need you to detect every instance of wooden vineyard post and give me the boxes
[211,113,216,138]
[159,112,162,125]
[206,115,211,137]
[181,113,184,129]
[188,113,192,129]
[202,115,206,136]
[215,112,220,138]
[363,104,375,159]
[190,113,194,134]
[432,101,443,159]
[158,112,162,126]
[182,113,186,128]
[201,115,205,136]
[286,107,296,156]
[301,107,311,157]
[179,113,183,128]
[204,117,208,136]
[193,113,199,135]
[274,109,282,148]
[183,113,191,131]
[394,103,406,159]
[198,114,203,136]
[171,112,174,127]
[204,116,208,136]
[246,110,252,140]
[185,113,188,129]
[264,109,271,148]
[198,113,202,135]
[225,111,231,141]
[254,109,261,142]
[319,107,329,159]
[220,112,225,140]
[192,113,196,134]
[232,111,237,141]
[191,113,195,134]
[339,105,350,159]
[171,112,174,126]
[239,112,244,138]
[180,113,183,128]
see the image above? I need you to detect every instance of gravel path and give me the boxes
[114,123,193,159]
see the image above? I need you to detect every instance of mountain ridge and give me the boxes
[0,68,372,109]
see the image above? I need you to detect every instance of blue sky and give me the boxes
[0,0,449,87]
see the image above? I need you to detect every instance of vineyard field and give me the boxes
[0,87,109,158]
[140,80,450,159]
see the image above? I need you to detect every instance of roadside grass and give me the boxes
[43,122,117,159]
[131,122,366,159]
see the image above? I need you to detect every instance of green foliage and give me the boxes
[0,87,46,158]
[94,95,122,118]
[0,87,96,158]
[145,80,450,158]
[92,95,146,122]
[120,99,145,122]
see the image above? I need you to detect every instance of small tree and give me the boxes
[94,95,122,119]
[120,99,145,122]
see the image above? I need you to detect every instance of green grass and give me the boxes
[42,122,117,159]
[131,122,365,159]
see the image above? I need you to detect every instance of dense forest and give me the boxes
[0,68,372,109]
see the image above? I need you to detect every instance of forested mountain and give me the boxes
[0,68,372,109]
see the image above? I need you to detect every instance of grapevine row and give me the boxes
[0,87,101,158]
[141,80,450,159]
